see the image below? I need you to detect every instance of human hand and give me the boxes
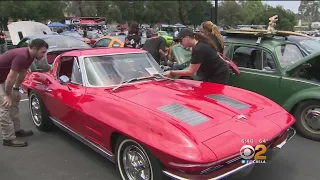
[163,71,171,77]
[2,95,12,108]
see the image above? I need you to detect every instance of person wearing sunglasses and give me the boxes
[163,28,229,84]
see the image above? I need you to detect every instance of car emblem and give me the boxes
[237,114,248,120]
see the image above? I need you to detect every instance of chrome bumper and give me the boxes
[162,127,296,180]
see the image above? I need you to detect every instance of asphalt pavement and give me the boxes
[1,96,320,180]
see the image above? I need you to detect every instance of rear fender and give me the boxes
[282,87,320,111]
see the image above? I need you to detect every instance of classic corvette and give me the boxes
[171,29,320,141]
[22,48,295,180]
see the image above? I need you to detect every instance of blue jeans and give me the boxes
[165,64,187,71]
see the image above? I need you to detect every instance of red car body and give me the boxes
[22,48,296,180]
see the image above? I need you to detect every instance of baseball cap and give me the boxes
[175,28,194,41]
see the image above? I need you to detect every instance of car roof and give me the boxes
[62,47,147,57]
[224,36,285,49]
[26,34,65,39]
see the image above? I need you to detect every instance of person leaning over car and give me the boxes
[163,28,230,84]
[201,21,224,54]
[142,30,171,65]
[124,23,141,48]
[0,39,48,147]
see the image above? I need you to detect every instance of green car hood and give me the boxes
[285,51,320,73]
[161,35,173,46]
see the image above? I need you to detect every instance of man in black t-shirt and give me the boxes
[142,31,168,65]
[164,28,229,84]
[0,29,7,54]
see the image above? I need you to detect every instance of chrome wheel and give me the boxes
[30,94,42,126]
[118,139,152,180]
[301,106,320,134]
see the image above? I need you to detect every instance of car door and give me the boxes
[42,56,86,133]
[228,44,281,101]
[93,38,112,47]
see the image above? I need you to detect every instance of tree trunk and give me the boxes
[178,0,185,25]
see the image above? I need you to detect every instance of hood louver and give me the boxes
[158,103,208,126]
[206,94,250,110]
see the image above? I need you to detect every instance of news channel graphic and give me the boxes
[240,139,268,164]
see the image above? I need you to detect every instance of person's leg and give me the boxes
[0,44,4,54]
[0,84,27,147]
[11,90,33,137]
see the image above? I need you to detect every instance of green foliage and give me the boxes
[0,0,298,30]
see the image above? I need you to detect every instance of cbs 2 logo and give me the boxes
[240,145,267,160]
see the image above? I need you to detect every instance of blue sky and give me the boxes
[263,1,301,13]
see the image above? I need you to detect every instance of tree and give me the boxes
[65,1,97,17]
[299,1,320,29]
[218,0,244,26]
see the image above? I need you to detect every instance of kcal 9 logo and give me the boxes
[240,145,267,160]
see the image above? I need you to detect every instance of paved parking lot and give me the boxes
[1,96,320,180]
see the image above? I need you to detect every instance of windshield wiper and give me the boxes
[112,74,174,92]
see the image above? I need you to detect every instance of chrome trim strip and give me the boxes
[50,117,115,162]
[275,127,296,149]
[163,162,255,180]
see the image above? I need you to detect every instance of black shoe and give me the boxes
[3,139,28,147]
[15,130,34,137]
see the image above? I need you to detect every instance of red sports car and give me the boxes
[22,48,296,180]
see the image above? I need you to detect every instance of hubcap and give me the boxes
[123,145,151,180]
[30,95,42,126]
[301,106,320,134]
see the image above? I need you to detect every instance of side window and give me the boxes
[223,45,230,55]
[112,41,121,47]
[71,58,83,85]
[262,51,276,71]
[94,38,111,47]
[233,46,261,69]
[57,57,75,80]
[275,44,303,68]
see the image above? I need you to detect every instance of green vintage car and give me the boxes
[171,30,320,141]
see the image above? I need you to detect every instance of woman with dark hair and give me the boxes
[164,28,230,84]
[201,21,224,53]
[124,23,141,48]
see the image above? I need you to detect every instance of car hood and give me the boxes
[285,51,320,73]
[111,80,288,143]
[8,21,53,45]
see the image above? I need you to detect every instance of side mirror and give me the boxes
[59,75,70,85]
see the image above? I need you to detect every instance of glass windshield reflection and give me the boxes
[83,53,163,86]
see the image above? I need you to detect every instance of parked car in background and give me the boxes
[61,30,91,45]
[171,29,320,141]
[86,31,103,45]
[22,47,295,180]
[93,35,146,48]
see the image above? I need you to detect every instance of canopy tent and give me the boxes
[47,22,68,28]
[173,23,186,28]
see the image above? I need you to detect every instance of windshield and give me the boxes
[275,43,304,68]
[83,53,163,86]
[287,36,320,55]
[44,36,91,49]
[87,33,102,39]
[64,32,82,38]
[158,31,169,36]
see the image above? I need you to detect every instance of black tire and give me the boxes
[29,90,54,131]
[180,76,193,80]
[293,100,320,141]
[115,136,167,180]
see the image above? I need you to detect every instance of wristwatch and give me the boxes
[13,87,20,91]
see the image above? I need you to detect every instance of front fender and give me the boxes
[282,87,320,111]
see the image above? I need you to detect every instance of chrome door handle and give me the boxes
[45,88,52,92]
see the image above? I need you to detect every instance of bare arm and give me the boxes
[14,70,27,88]
[170,63,201,76]
[4,69,19,96]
